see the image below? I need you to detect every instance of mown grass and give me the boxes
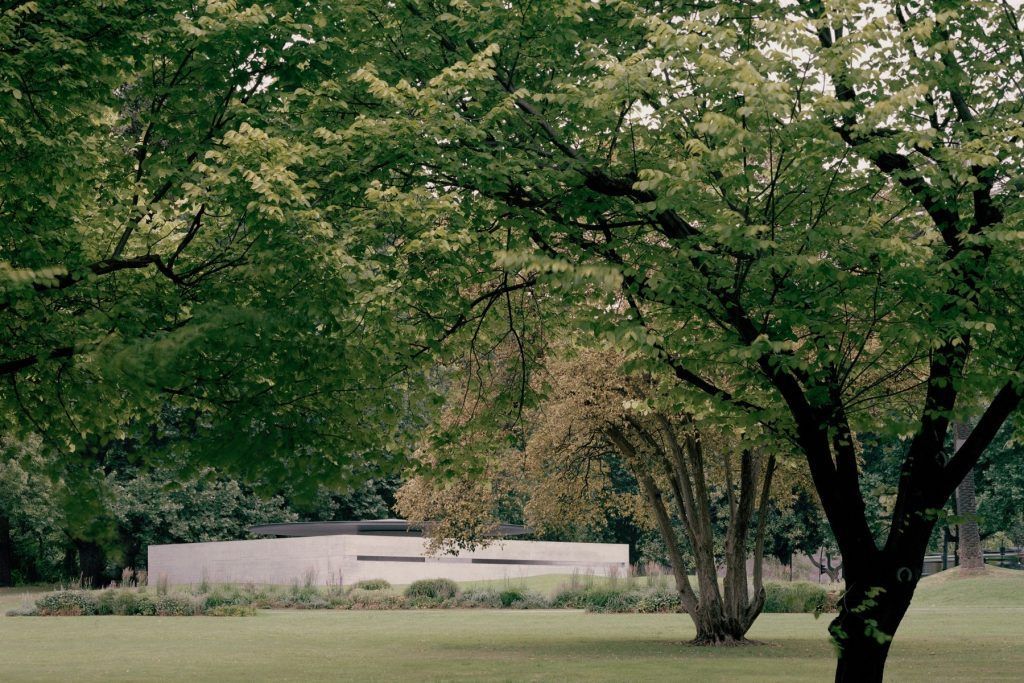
[912,565,1024,608]
[0,569,1020,682]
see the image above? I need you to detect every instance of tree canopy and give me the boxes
[1,1,441,490]
[301,2,1024,680]
[3,2,1024,681]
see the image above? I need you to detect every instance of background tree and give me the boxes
[977,426,1024,550]
[402,349,783,643]
[1,2,444,519]
[763,489,840,582]
[953,422,985,571]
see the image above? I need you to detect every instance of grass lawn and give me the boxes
[1,569,1021,682]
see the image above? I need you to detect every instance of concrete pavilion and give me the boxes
[147,519,628,586]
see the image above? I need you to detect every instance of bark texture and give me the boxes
[953,422,985,571]
[607,416,775,644]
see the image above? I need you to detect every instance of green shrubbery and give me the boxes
[551,585,682,613]
[14,578,839,618]
[341,589,406,610]
[205,604,257,617]
[455,589,503,608]
[35,591,98,616]
[26,589,243,617]
[404,578,459,603]
[550,581,837,615]
[762,582,838,614]
[155,595,200,616]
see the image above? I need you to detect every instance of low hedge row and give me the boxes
[27,590,239,617]
[763,581,839,614]
[11,580,839,617]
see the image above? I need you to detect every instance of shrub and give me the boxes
[155,595,199,616]
[35,591,98,616]
[352,579,391,591]
[498,588,526,607]
[404,578,458,602]
[110,591,157,616]
[291,596,331,610]
[762,582,836,614]
[5,606,38,617]
[95,590,116,615]
[586,590,642,613]
[456,589,503,609]
[634,589,683,614]
[551,585,586,608]
[552,585,623,610]
[503,590,549,609]
[344,589,407,610]
[205,604,256,617]
[551,584,680,613]
[202,587,254,610]
[275,589,327,609]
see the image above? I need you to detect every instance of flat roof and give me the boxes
[249,519,529,538]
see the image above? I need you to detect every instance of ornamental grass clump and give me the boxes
[343,589,406,610]
[404,578,459,605]
[455,589,503,608]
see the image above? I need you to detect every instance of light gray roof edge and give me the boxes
[248,519,530,537]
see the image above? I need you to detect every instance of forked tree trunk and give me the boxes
[830,560,919,682]
[607,417,775,645]
[808,550,843,582]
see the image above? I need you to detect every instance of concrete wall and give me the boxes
[148,535,628,586]
[147,536,349,586]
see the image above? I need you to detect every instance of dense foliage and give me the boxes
[301,3,1024,679]
[1,1,436,497]
[0,430,399,586]
[3,2,1024,681]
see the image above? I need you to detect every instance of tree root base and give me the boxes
[690,636,760,647]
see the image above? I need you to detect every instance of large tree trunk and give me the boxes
[0,512,13,587]
[953,422,984,572]
[830,557,920,682]
[73,539,107,588]
[955,469,984,571]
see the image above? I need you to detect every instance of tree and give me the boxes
[764,489,840,581]
[402,350,781,643]
[316,2,1024,679]
[976,422,1024,548]
[1,2,433,496]
[0,437,66,585]
[2,420,406,586]
[953,422,985,571]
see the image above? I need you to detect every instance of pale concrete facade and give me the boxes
[148,535,629,586]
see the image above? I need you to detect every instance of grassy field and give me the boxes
[1,568,1021,682]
